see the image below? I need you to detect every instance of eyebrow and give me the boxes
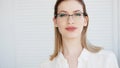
[73,10,83,13]
[58,10,68,13]
[58,10,83,13]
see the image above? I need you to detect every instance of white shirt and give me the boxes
[40,49,119,68]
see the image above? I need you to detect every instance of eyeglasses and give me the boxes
[56,13,84,22]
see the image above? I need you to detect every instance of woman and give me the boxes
[41,0,119,68]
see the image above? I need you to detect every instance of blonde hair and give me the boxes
[50,0,102,61]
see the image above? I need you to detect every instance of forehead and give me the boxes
[58,0,83,13]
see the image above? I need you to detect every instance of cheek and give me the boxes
[56,20,66,28]
[77,18,85,26]
[76,18,85,31]
[56,21,66,33]
[57,23,65,32]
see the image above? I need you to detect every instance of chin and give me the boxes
[62,33,80,39]
[60,29,81,39]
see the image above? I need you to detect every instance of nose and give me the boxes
[68,16,74,24]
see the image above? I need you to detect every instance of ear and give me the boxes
[53,18,58,27]
[84,16,88,26]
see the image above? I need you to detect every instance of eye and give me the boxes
[74,13,82,16]
[58,13,67,17]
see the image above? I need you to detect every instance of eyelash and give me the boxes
[57,13,82,17]
[59,14,67,17]
[74,13,82,16]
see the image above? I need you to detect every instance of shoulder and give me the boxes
[87,49,118,63]
[90,49,117,59]
[87,49,119,68]
[97,49,117,59]
[40,58,57,68]
[98,49,115,56]
[86,48,116,58]
[91,49,119,68]
[40,58,52,68]
[40,59,50,68]
[87,49,117,60]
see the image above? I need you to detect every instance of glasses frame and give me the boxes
[55,12,86,22]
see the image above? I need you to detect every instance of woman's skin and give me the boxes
[53,0,88,68]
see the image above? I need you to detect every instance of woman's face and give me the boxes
[53,0,87,39]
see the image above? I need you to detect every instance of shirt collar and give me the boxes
[57,48,91,62]
[78,48,91,61]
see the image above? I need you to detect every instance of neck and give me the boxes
[62,37,83,58]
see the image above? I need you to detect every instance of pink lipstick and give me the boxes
[65,26,77,31]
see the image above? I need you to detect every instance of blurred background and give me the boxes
[0,0,120,68]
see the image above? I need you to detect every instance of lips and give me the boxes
[65,26,77,31]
